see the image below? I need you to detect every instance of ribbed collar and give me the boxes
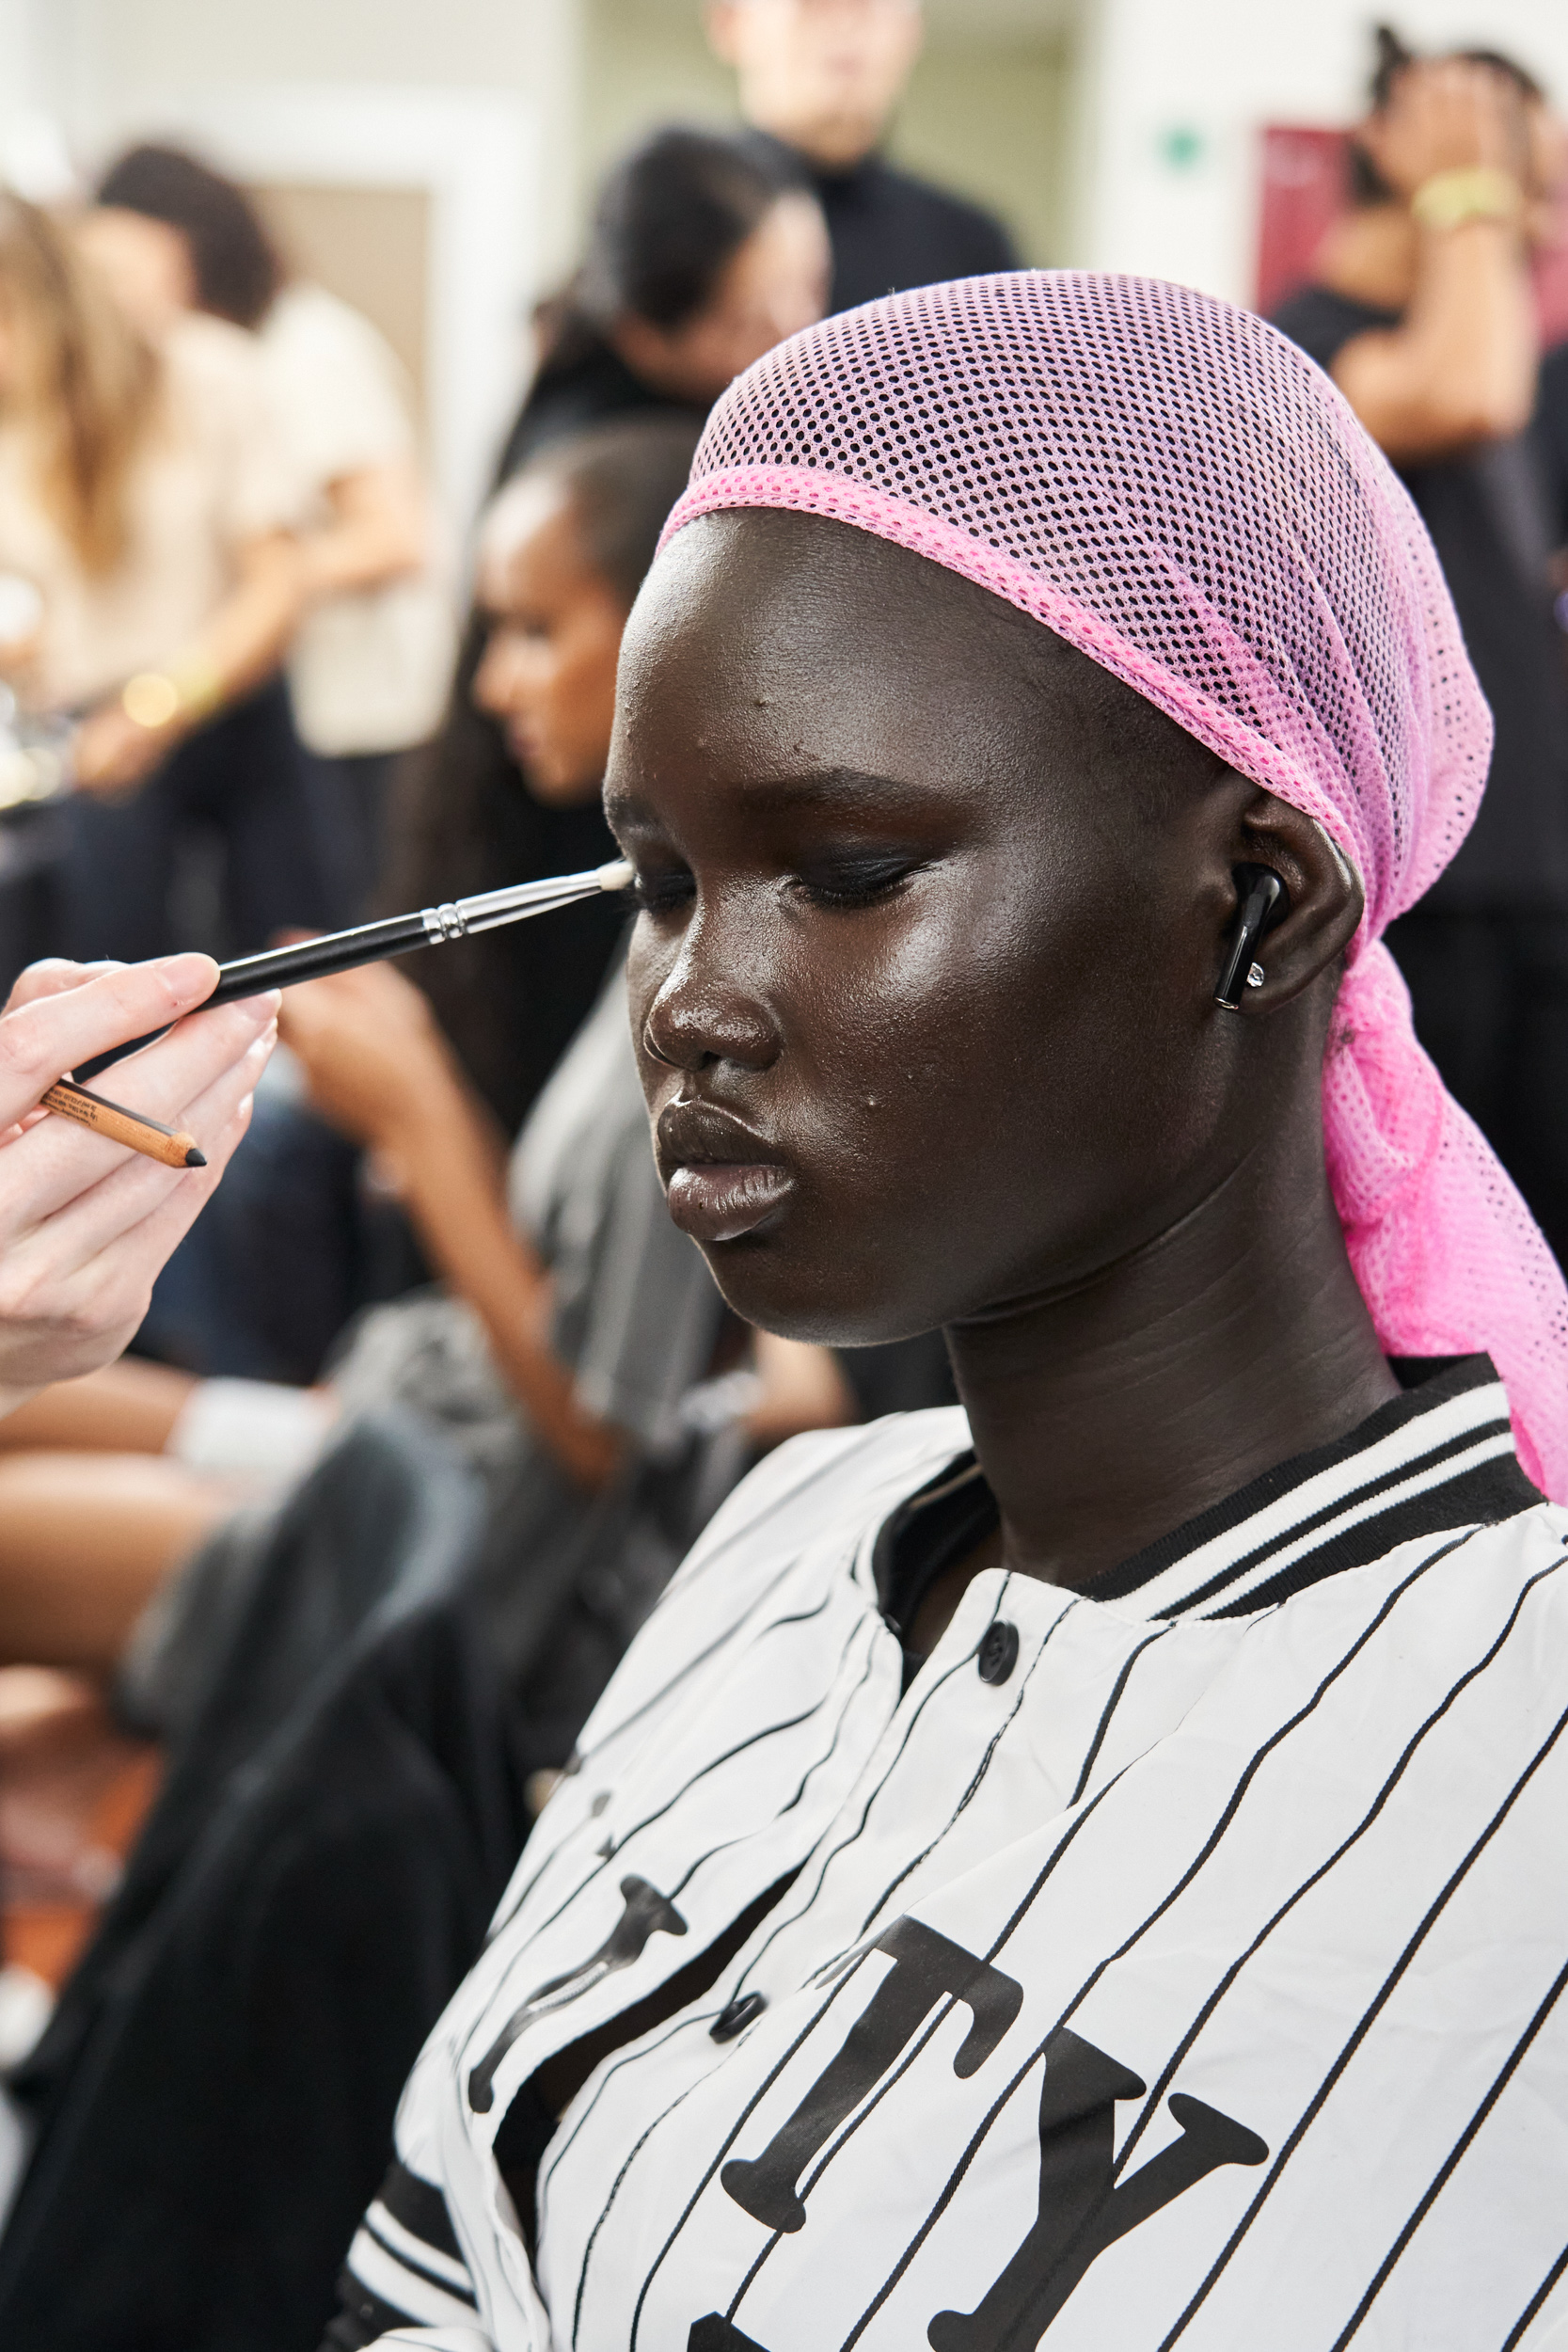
[877,1357,1538,1637]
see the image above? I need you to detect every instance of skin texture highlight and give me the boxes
[609,508,1401,1604]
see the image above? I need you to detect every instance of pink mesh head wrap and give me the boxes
[660,271,1568,1498]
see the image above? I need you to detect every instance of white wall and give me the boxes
[583,0,1076,265]
[0,0,584,524]
[1072,0,1568,302]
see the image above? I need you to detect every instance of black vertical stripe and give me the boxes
[1502,2243,1568,2350]
[473,1612,880,2048]
[1068,1627,1173,1804]
[841,1529,1483,2350]
[1327,1951,1568,2347]
[1157,1690,1568,2348]
[1105,1551,1568,2194]
[850,1584,1079,1942]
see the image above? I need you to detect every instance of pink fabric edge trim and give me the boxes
[660,465,1371,947]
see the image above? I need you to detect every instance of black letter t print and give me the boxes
[928,2027,1267,2350]
[722,1918,1022,2234]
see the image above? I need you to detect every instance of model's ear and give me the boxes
[1215,785,1363,1013]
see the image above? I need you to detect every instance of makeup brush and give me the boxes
[71,859,638,1089]
[202,858,636,1008]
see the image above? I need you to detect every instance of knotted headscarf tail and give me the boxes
[658,271,1568,1501]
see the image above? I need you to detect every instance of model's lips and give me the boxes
[666,1160,794,1243]
[657,1098,795,1243]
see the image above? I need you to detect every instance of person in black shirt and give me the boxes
[706,0,1018,311]
[1274,32,1568,1269]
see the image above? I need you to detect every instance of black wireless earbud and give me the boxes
[1214,865,1289,1009]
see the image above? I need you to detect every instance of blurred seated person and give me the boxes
[0,193,336,966]
[0,419,854,1871]
[135,124,832,1382]
[707,0,1019,314]
[139,138,829,1382]
[82,145,455,911]
[1274,31,1568,1270]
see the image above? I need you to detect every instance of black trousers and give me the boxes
[58,676,353,964]
[1386,906,1568,1275]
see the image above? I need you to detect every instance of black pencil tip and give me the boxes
[184,1147,207,1168]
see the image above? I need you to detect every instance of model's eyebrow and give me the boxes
[607,768,924,833]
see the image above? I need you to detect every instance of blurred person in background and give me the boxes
[129,126,830,1387]
[0,193,332,968]
[82,144,454,914]
[495,124,828,480]
[419,122,825,1152]
[0,433,852,2337]
[0,417,848,1764]
[1275,30,1568,1271]
[707,0,1019,314]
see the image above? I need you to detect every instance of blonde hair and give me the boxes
[0,192,159,575]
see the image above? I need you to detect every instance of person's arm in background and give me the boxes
[1322,57,1538,463]
[278,961,852,1490]
[0,954,277,1415]
[70,525,304,798]
[297,458,429,601]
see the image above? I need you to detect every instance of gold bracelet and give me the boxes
[121,659,224,731]
[1410,165,1523,233]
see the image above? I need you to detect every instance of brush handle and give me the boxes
[72,860,634,1080]
[204,859,634,1007]
[204,913,432,1007]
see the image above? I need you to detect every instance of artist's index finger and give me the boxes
[0,953,219,1120]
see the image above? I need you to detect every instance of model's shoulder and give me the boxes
[684,1406,973,1567]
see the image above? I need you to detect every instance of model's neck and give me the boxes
[945,1101,1399,1590]
[746,110,879,173]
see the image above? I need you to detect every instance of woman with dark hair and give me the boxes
[496,124,829,479]
[325,275,1568,2352]
[91,142,285,328]
[85,143,454,905]
[380,124,828,1139]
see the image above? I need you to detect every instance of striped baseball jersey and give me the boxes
[329,1355,1568,2351]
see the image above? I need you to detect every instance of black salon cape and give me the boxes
[0,1419,533,2352]
[740,130,1019,314]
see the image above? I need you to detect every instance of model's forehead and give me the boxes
[621,507,1060,716]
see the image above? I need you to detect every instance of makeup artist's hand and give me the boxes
[0,955,277,1414]
[277,960,467,1157]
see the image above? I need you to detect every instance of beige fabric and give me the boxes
[0,312,301,713]
[260,284,455,756]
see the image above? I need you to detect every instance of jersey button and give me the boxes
[977,1620,1020,1685]
[711,1991,768,2042]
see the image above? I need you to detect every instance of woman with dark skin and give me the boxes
[331,278,1568,2352]
[622,516,1389,1609]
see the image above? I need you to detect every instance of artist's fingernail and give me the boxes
[160,953,216,1000]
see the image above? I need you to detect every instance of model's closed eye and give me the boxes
[630,861,697,915]
[789,850,932,910]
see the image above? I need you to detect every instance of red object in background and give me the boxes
[1256,126,1351,318]
[1256,121,1568,349]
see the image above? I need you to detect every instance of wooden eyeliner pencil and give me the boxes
[41,1077,207,1169]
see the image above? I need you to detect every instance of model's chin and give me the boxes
[683,1216,952,1353]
